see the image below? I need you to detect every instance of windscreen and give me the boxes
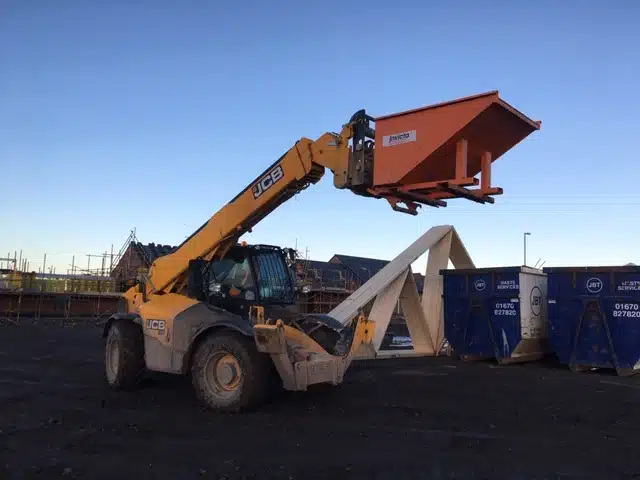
[253,251,295,302]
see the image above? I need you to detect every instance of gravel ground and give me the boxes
[1,323,639,479]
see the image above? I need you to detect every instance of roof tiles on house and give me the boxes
[295,259,350,289]
[133,242,177,266]
[329,254,390,283]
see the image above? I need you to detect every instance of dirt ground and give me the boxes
[1,323,639,479]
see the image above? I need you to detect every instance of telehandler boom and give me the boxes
[103,92,540,412]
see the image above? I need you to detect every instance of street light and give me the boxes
[524,232,531,266]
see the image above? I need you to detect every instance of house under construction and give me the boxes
[110,241,177,291]
[294,254,425,314]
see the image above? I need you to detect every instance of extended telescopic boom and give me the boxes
[125,93,541,312]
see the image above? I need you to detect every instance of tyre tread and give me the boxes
[106,320,145,390]
[191,332,275,413]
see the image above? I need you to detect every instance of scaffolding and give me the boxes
[2,243,121,279]
[298,290,352,314]
[0,233,139,325]
[0,271,116,293]
[0,289,121,326]
[293,255,403,315]
[109,229,171,291]
[292,250,409,346]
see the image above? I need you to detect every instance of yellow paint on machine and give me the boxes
[138,293,200,345]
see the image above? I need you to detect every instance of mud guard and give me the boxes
[102,313,142,338]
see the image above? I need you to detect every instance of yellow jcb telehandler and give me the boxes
[102,92,540,412]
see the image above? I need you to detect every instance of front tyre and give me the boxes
[105,320,145,390]
[191,332,274,413]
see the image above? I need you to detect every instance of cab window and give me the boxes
[208,257,255,299]
[253,251,294,302]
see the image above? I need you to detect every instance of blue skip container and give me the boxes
[441,266,549,364]
[543,265,640,376]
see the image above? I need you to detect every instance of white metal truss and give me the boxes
[328,225,474,359]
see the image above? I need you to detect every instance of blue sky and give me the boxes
[1,1,639,275]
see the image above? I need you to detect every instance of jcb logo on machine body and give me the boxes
[253,165,284,199]
[146,319,166,332]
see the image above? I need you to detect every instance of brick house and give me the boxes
[110,242,176,292]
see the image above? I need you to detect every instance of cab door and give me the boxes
[207,256,258,319]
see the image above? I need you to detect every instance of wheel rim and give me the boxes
[204,351,242,398]
[106,336,119,380]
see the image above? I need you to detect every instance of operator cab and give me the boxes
[199,243,300,321]
[187,243,347,354]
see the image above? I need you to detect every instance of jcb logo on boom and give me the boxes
[252,165,284,199]
[146,319,166,332]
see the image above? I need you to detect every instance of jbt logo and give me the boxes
[530,286,542,316]
[586,277,603,294]
[252,165,284,199]
[474,279,487,292]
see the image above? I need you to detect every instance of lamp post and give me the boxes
[524,232,531,266]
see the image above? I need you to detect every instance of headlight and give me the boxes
[301,284,311,294]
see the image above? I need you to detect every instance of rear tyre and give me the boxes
[105,320,145,390]
[191,332,275,413]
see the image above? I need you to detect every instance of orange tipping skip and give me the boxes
[370,91,540,210]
